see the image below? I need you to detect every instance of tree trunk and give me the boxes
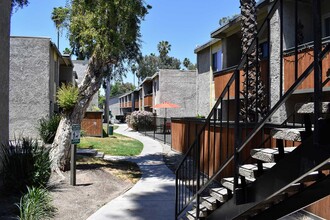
[240,0,267,122]
[50,56,104,172]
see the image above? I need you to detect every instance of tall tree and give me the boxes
[63,47,71,55]
[110,82,135,97]
[183,58,196,70]
[239,0,267,122]
[137,41,181,81]
[11,0,29,11]
[51,0,150,172]
[157,40,171,60]
[136,53,159,80]
[51,7,69,49]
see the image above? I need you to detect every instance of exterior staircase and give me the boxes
[175,0,330,219]
[181,102,330,220]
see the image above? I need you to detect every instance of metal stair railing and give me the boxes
[175,0,281,218]
[175,0,329,219]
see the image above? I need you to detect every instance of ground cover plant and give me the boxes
[18,186,56,220]
[0,138,53,219]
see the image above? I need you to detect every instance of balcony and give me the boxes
[214,60,268,100]
[144,94,153,107]
[283,43,330,92]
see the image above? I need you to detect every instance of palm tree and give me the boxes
[183,58,191,69]
[157,40,171,60]
[240,0,267,122]
[51,7,69,49]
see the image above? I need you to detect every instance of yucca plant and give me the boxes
[0,138,51,192]
[18,186,56,220]
[56,84,79,111]
[37,115,61,144]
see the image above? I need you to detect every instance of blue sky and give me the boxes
[10,0,240,84]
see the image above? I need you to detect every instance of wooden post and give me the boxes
[70,144,76,186]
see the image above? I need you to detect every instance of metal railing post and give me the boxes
[196,133,201,219]
[313,0,322,147]
[164,117,166,144]
[153,117,156,139]
[234,69,241,203]
[175,171,179,219]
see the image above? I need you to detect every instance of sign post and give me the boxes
[70,124,80,186]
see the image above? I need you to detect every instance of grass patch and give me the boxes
[78,133,143,156]
[102,124,119,131]
[77,157,141,183]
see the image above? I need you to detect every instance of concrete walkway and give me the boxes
[87,124,176,220]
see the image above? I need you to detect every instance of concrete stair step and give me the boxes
[239,163,276,179]
[240,193,288,218]
[77,148,98,156]
[251,147,296,162]
[221,177,254,192]
[201,196,219,211]
[209,187,229,203]
[295,102,330,114]
[271,128,308,142]
[95,151,105,158]
[187,205,208,220]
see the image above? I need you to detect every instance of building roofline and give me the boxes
[210,0,269,39]
[10,36,51,40]
[194,38,221,53]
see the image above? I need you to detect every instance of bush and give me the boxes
[56,84,79,111]
[0,138,51,192]
[37,115,61,144]
[18,186,56,220]
[127,111,154,131]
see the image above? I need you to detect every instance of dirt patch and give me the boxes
[0,159,141,220]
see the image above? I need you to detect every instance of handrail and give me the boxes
[175,0,280,217]
[175,0,329,218]
[238,43,330,153]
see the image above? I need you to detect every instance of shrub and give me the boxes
[18,186,56,220]
[0,138,51,192]
[56,84,79,111]
[37,115,61,144]
[127,111,154,131]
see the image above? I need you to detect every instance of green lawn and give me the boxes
[78,132,143,156]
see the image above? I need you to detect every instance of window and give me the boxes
[212,49,223,72]
[259,41,269,59]
[322,13,330,37]
[325,17,330,37]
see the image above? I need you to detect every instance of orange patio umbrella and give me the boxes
[153,101,180,118]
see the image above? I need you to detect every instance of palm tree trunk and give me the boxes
[240,0,267,122]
